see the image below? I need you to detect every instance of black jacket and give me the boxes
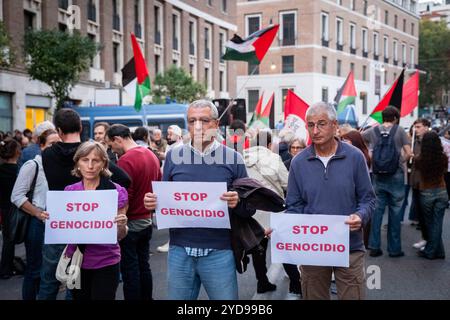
[230,177,285,273]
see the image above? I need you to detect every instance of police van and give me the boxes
[72,103,188,141]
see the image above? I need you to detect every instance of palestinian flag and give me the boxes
[222,25,279,64]
[334,71,357,114]
[400,71,419,117]
[122,33,151,112]
[284,90,310,144]
[249,92,274,129]
[369,69,405,123]
[247,92,264,127]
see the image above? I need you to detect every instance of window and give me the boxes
[351,0,356,11]
[322,87,329,103]
[59,0,69,10]
[246,15,261,36]
[113,42,119,73]
[189,63,194,77]
[337,0,342,5]
[189,20,197,56]
[394,15,398,29]
[204,26,212,60]
[403,19,406,32]
[402,43,406,65]
[361,92,367,114]
[411,23,415,36]
[59,23,67,32]
[88,0,96,22]
[248,90,260,113]
[336,18,343,49]
[248,61,259,75]
[281,11,296,46]
[134,0,142,38]
[219,30,226,62]
[24,10,36,31]
[88,34,96,67]
[393,40,398,62]
[172,12,180,51]
[207,0,212,6]
[349,23,356,52]
[363,0,368,15]
[373,32,379,56]
[219,71,224,92]
[362,65,367,81]
[384,69,388,85]
[384,36,389,59]
[410,47,415,65]
[204,67,210,90]
[337,59,342,77]
[350,62,355,74]
[322,56,327,74]
[222,0,227,13]
[0,93,13,132]
[112,0,120,31]
[362,28,368,56]
[282,55,294,73]
[154,5,162,45]
[321,12,329,45]
[384,10,388,25]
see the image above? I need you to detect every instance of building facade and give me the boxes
[236,0,419,127]
[0,0,237,131]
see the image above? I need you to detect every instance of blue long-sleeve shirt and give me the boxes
[286,140,376,252]
[163,141,254,250]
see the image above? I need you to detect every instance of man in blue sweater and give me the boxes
[144,100,255,300]
[286,102,376,300]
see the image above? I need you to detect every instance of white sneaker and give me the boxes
[286,292,302,300]
[157,241,169,253]
[413,240,427,249]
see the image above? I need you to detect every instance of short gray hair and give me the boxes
[305,102,337,121]
[188,99,219,119]
[72,141,112,178]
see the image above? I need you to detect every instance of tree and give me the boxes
[152,65,206,104]
[419,20,450,106]
[24,29,101,109]
[0,21,15,68]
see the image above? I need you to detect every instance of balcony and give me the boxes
[321,38,329,47]
[350,47,356,55]
[135,23,142,39]
[362,51,368,58]
[87,4,96,22]
[113,14,120,31]
[373,54,379,61]
[155,31,161,45]
[336,43,343,51]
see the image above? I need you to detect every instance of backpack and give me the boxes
[372,125,400,175]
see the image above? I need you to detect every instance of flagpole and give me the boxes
[218,63,260,123]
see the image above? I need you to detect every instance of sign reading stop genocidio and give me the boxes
[152,181,230,229]
[45,190,118,244]
[271,214,350,267]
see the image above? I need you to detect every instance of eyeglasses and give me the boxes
[187,118,215,126]
[307,121,331,131]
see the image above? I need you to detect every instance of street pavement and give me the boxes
[1,205,449,300]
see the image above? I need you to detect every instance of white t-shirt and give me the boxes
[317,154,334,168]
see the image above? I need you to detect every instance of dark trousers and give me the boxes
[249,237,270,284]
[0,206,15,277]
[283,263,301,293]
[72,263,120,300]
[22,216,44,300]
[119,225,153,300]
[412,188,428,241]
[445,172,450,199]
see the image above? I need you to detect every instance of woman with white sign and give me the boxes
[63,141,128,300]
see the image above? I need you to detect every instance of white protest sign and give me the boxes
[45,190,118,244]
[152,181,230,229]
[271,214,349,267]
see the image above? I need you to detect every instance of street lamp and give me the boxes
[270,62,276,70]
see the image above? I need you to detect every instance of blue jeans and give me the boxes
[369,168,405,254]
[420,188,448,258]
[22,217,44,300]
[167,245,238,300]
[119,225,153,300]
[399,184,410,222]
[38,243,66,300]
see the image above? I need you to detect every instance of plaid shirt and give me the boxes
[184,247,215,257]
